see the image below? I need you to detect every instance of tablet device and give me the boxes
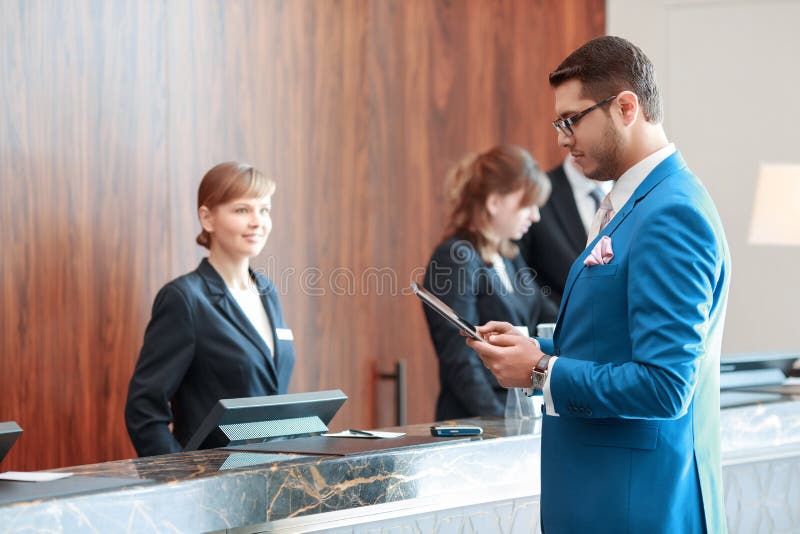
[411,281,483,341]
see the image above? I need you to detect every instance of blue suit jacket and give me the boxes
[423,238,557,420]
[537,152,729,533]
[125,259,296,457]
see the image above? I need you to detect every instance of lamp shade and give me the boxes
[748,164,800,246]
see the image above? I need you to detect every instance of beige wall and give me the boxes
[608,0,800,355]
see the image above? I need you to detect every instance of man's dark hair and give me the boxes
[549,36,663,124]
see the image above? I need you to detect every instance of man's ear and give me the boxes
[198,205,214,233]
[616,91,639,127]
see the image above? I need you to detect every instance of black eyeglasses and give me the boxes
[551,95,617,137]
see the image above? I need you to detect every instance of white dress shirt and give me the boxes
[230,286,275,357]
[542,143,677,417]
[491,254,514,293]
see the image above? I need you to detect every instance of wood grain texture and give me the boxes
[0,0,167,469]
[0,0,603,470]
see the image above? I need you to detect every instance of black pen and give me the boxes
[347,429,374,436]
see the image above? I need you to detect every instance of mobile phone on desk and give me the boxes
[430,425,483,437]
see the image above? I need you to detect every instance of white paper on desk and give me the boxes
[0,471,74,482]
[322,430,405,439]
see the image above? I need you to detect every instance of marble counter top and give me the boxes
[1,401,799,533]
[0,418,541,532]
[720,400,800,461]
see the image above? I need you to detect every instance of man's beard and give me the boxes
[585,119,623,181]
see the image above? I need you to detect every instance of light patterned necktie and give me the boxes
[586,193,614,245]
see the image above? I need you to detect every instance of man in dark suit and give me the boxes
[518,155,608,305]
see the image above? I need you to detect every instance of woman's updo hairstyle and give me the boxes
[444,144,550,262]
[196,162,276,249]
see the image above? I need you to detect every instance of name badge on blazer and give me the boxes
[276,328,294,341]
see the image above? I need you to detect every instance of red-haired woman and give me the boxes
[125,162,295,456]
[423,145,557,420]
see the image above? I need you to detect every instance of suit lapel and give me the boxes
[253,271,281,369]
[485,259,528,324]
[197,260,278,382]
[548,166,588,250]
[504,257,531,321]
[553,152,688,347]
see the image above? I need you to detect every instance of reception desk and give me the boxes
[2,399,800,533]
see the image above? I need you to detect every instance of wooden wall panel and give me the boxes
[0,0,167,470]
[0,0,603,470]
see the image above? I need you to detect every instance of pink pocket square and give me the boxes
[584,236,614,266]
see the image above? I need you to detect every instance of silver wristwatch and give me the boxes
[530,353,553,391]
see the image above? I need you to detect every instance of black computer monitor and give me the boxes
[719,352,800,409]
[184,390,347,451]
[720,352,799,389]
[0,422,22,464]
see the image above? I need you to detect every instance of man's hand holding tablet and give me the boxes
[466,321,545,389]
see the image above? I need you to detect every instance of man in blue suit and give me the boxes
[469,36,730,533]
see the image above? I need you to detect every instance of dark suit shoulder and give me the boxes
[142,276,203,333]
[157,261,279,307]
[545,165,578,207]
[428,237,482,268]
[546,163,570,185]
[150,259,221,315]
[157,270,206,303]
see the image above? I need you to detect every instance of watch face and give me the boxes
[531,370,547,390]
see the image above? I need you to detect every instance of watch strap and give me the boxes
[535,353,553,374]
[529,353,553,392]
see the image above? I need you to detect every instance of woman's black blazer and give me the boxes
[422,238,557,420]
[125,258,296,456]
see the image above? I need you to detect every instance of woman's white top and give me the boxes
[229,286,275,357]
[491,253,514,294]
